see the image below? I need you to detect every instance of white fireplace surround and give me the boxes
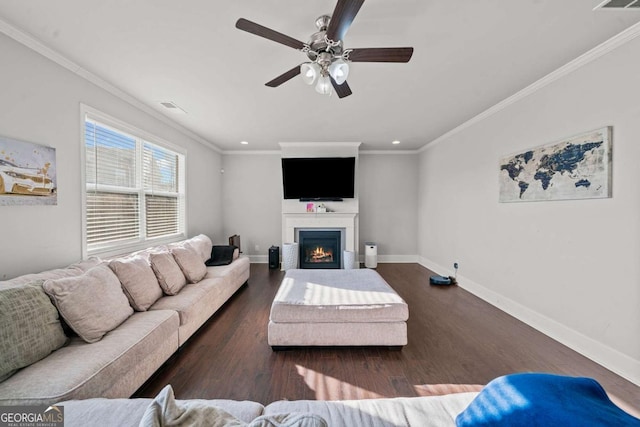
[282,212,358,263]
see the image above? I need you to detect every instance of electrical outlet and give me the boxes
[454,262,459,270]
[255,244,260,252]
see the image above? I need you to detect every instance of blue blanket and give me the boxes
[456,373,640,426]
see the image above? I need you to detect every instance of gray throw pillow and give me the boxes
[0,281,68,381]
[43,265,134,343]
[149,251,187,295]
[172,245,207,283]
[109,256,164,311]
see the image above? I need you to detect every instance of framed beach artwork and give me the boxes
[499,127,612,203]
[0,135,57,206]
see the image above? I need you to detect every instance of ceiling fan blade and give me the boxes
[265,66,301,87]
[348,47,414,63]
[326,0,365,42]
[330,77,353,98]
[236,18,306,50]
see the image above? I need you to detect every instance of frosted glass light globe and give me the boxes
[300,63,321,85]
[328,59,349,85]
[315,75,333,95]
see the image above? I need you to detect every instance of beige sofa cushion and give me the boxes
[187,234,213,262]
[172,245,207,283]
[0,281,68,381]
[43,265,134,343]
[149,251,187,295]
[68,257,103,272]
[264,393,478,426]
[1,267,83,288]
[206,256,250,285]
[0,310,179,406]
[109,257,163,311]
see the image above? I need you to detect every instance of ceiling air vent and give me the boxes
[159,101,187,114]
[594,0,640,9]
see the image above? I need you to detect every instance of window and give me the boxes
[83,113,185,256]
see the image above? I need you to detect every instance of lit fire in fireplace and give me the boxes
[308,246,334,263]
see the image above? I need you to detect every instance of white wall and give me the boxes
[221,153,283,260]
[418,36,640,384]
[0,33,223,280]
[222,152,419,261]
[359,153,419,259]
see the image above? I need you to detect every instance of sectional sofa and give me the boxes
[60,385,479,427]
[58,373,640,427]
[0,234,249,406]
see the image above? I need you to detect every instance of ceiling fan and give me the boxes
[235,0,414,98]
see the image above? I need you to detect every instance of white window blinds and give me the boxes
[143,142,181,238]
[84,117,185,254]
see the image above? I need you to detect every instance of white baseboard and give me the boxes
[247,255,268,263]
[249,254,419,264]
[358,254,418,263]
[418,257,640,386]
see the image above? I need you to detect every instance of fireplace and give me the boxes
[298,230,341,269]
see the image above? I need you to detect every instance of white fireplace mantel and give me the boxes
[282,212,358,254]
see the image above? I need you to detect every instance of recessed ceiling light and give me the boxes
[392,140,401,145]
[240,141,249,145]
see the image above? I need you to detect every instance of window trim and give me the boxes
[81,104,187,259]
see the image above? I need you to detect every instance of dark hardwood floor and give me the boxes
[135,263,639,415]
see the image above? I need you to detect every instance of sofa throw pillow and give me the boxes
[109,256,163,311]
[172,245,207,283]
[187,234,213,263]
[205,245,238,267]
[0,281,68,382]
[43,265,134,343]
[139,385,327,427]
[149,251,187,295]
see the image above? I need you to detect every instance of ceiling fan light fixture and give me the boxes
[315,75,333,96]
[328,58,349,85]
[300,62,321,85]
[236,0,414,99]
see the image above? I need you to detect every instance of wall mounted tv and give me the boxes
[282,157,355,201]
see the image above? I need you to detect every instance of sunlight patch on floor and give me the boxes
[295,364,383,400]
[413,383,484,397]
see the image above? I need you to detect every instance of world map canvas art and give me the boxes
[499,127,612,203]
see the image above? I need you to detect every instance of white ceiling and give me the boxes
[0,1,639,151]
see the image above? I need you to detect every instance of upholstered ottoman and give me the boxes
[268,269,409,349]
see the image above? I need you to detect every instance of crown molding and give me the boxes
[223,150,282,155]
[0,17,222,154]
[278,142,362,149]
[359,150,420,155]
[419,21,640,153]
[222,149,420,155]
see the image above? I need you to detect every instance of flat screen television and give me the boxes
[282,157,355,201]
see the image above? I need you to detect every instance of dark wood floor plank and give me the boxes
[135,263,640,415]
